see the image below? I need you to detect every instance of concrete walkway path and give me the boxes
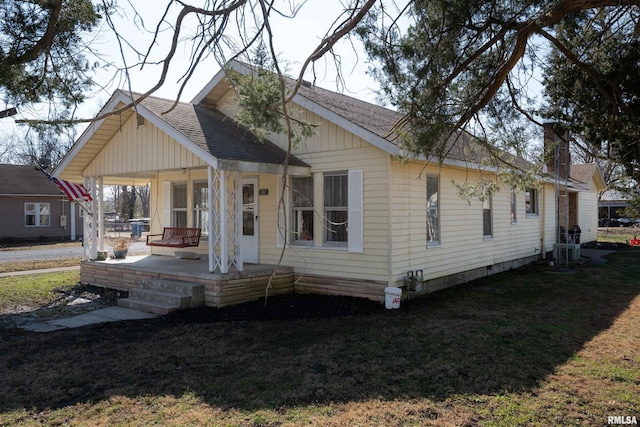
[581,248,616,265]
[20,306,158,332]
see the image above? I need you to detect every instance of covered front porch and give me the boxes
[79,167,273,274]
[81,254,295,308]
[52,89,311,308]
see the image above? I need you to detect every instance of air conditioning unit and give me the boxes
[553,243,580,261]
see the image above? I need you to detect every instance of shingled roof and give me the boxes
[0,164,62,196]
[295,82,399,142]
[136,93,309,168]
[570,163,599,184]
[294,81,531,168]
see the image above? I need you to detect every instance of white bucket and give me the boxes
[384,287,402,309]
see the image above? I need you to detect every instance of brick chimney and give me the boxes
[543,122,570,180]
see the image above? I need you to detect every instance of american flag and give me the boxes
[37,167,93,202]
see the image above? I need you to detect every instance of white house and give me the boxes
[54,61,605,308]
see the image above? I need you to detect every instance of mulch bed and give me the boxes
[581,241,636,250]
[164,293,384,323]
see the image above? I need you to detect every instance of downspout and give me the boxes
[386,155,393,287]
[541,184,546,259]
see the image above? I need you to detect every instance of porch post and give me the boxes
[220,171,229,273]
[234,170,243,272]
[208,168,242,274]
[70,202,76,241]
[82,179,90,259]
[208,166,215,273]
[83,176,98,260]
[97,176,104,251]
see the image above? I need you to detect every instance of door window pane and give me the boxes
[243,183,255,236]
[243,212,255,236]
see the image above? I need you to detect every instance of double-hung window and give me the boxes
[324,172,348,245]
[483,196,493,238]
[426,174,440,246]
[280,170,362,252]
[25,203,50,227]
[292,176,314,244]
[193,182,208,236]
[525,188,539,216]
[510,186,517,224]
[172,183,188,228]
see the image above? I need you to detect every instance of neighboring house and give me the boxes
[54,61,605,306]
[563,162,606,238]
[598,190,632,222]
[0,164,83,243]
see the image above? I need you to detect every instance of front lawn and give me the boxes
[0,271,80,314]
[0,250,638,426]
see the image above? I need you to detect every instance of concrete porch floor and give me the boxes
[81,254,296,307]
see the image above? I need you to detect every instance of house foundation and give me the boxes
[80,255,294,308]
[294,273,388,303]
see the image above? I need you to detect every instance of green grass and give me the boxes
[598,228,639,244]
[0,258,81,274]
[0,250,639,426]
[0,271,80,312]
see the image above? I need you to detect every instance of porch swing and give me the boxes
[145,171,202,248]
[146,227,202,247]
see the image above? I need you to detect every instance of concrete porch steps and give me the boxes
[117,278,204,315]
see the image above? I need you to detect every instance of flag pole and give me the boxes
[34,164,93,216]
[76,201,93,217]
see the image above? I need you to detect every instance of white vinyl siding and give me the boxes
[218,86,387,280]
[162,181,171,228]
[251,121,389,280]
[390,162,544,283]
[275,175,288,248]
[347,169,363,253]
[576,180,600,243]
[84,112,206,177]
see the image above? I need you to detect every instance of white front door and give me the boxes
[241,178,259,263]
